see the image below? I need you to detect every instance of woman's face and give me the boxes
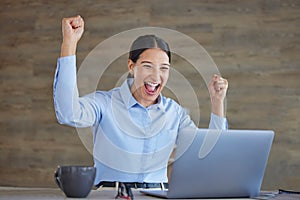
[128,48,170,107]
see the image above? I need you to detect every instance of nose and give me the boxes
[151,67,161,82]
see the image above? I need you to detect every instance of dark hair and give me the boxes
[129,35,171,63]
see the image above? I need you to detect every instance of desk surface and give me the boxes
[0,187,257,200]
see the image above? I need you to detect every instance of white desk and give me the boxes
[0,187,257,200]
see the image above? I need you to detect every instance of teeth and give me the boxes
[145,82,159,87]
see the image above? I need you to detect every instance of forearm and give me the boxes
[211,98,224,118]
[209,98,227,129]
[208,113,227,130]
[60,41,77,57]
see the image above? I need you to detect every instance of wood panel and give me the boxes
[0,0,299,190]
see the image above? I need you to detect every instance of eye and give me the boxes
[160,66,170,71]
[142,64,152,69]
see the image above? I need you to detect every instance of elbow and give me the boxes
[54,102,77,126]
[53,98,76,125]
[54,107,92,128]
[55,109,73,125]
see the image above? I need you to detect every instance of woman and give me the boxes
[54,15,228,192]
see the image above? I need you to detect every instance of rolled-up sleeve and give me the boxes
[53,55,100,127]
[208,113,228,130]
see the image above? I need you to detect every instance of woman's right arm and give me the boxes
[53,16,100,127]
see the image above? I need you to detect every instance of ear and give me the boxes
[127,59,135,76]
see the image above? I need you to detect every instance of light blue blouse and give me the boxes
[53,55,227,184]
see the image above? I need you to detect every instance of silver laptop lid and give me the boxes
[167,129,274,199]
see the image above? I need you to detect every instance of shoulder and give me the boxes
[84,87,121,105]
[161,96,184,114]
[95,85,121,96]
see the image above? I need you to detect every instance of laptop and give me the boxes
[141,129,274,199]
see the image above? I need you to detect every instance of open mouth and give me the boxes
[144,82,160,95]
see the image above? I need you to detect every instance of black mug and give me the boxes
[54,165,96,198]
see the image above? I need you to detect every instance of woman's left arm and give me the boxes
[208,74,228,118]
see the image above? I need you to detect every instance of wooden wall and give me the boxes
[0,0,299,190]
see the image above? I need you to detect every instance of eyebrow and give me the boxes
[141,60,170,66]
